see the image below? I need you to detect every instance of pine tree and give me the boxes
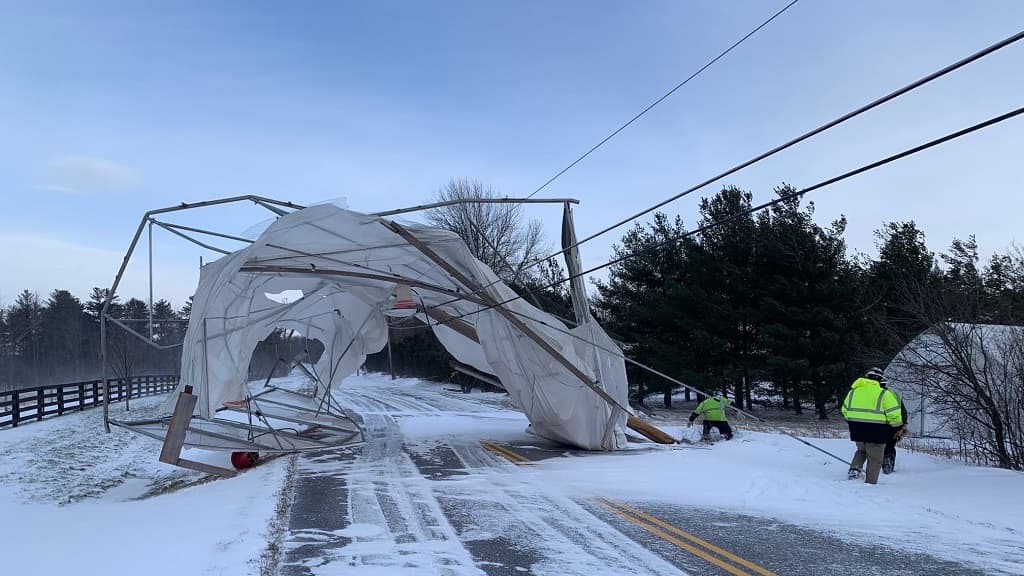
[7,291,44,387]
[940,235,982,319]
[86,287,122,321]
[694,186,760,410]
[42,290,89,383]
[981,249,1024,323]
[179,296,193,321]
[594,213,694,406]
[866,221,941,356]
[754,189,861,417]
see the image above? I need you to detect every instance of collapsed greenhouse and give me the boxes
[103,196,670,470]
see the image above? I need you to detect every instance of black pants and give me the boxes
[884,435,898,458]
[702,420,733,439]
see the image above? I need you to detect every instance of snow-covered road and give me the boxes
[1,373,1020,575]
[280,376,683,575]
[278,374,1018,575]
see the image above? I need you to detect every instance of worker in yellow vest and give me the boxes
[841,367,903,484]
[688,394,733,441]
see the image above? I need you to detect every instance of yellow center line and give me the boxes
[597,501,752,576]
[599,498,780,576]
[480,441,530,464]
[476,443,772,576]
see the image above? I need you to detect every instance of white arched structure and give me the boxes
[166,204,630,450]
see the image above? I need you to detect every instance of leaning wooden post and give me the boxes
[159,385,236,477]
[382,220,675,446]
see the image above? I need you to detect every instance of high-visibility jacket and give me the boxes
[694,395,731,422]
[841,378,903,444]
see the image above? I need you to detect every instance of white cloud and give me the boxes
[35,155,141,195]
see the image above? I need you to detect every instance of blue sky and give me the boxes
[1,1,1022,308]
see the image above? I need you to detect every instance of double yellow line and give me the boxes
[480,440,531,465]
[478,441,776,576]
[595,499,779,576]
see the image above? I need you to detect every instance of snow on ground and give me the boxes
[1,374,1022,575]
[0,394,290,576]
[378,376,1024,575]
[536,429,1024,574]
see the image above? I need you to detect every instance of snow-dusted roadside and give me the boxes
[377,376,1024,575]
[537,430,1024,574]
[1,374,1022,575]
[0,395,290,576]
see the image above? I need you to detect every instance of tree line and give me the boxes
[592,184,1024,420]
[0,285,326,393]
[0,288,191,392]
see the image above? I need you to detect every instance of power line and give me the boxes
[530,28,1024,266]
[526,0,801,199]
[441,28,1024,314]
[437,104,1024,326]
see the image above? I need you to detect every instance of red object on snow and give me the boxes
[230,451,260,469]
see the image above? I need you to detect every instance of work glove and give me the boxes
[894,427,906,442]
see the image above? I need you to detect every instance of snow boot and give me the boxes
[882,454,895,475]
[848,468,861,480]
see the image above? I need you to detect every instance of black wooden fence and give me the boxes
[0,375,178,429]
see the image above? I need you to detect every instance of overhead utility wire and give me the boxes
[434,105,1024,326]
[500,303,851,462]
[438,28,1024,313]
[527,0,801,199]
[526,28,1024,263]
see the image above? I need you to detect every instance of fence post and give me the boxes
[58,386,65,416]
[92,381,99,407]
[36,388,44,421]
[78,383,85,411]
[10,391,18,428]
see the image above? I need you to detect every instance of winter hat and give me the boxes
[866,367,884,380]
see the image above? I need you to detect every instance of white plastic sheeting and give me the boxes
[169,204,629,450]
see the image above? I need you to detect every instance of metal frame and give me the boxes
[100,196,304,432]
[99,194,586,449]
[101,193,676,457]
[371,197,578,217]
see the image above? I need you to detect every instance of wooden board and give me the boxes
[627,415,677,445]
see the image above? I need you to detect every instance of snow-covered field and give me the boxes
[0,395,291,576]
[1,374,1022,575]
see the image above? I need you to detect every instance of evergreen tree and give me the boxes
[594,213,695,406]
[179,295,194,321]
[86,287,122,321]
[754,189,860,417]
[123,298,149,320]
[151,299,181,342]
[940,235,982,319]
[981,249,1024,323]
[866,221,941,356]
[694,186,760,410]
[7,291,44,386]
[42,290,89,383]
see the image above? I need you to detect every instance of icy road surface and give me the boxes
[278,374,1021,575]
[1,373,1019,575]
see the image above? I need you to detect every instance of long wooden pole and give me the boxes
[381,220,627,414]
